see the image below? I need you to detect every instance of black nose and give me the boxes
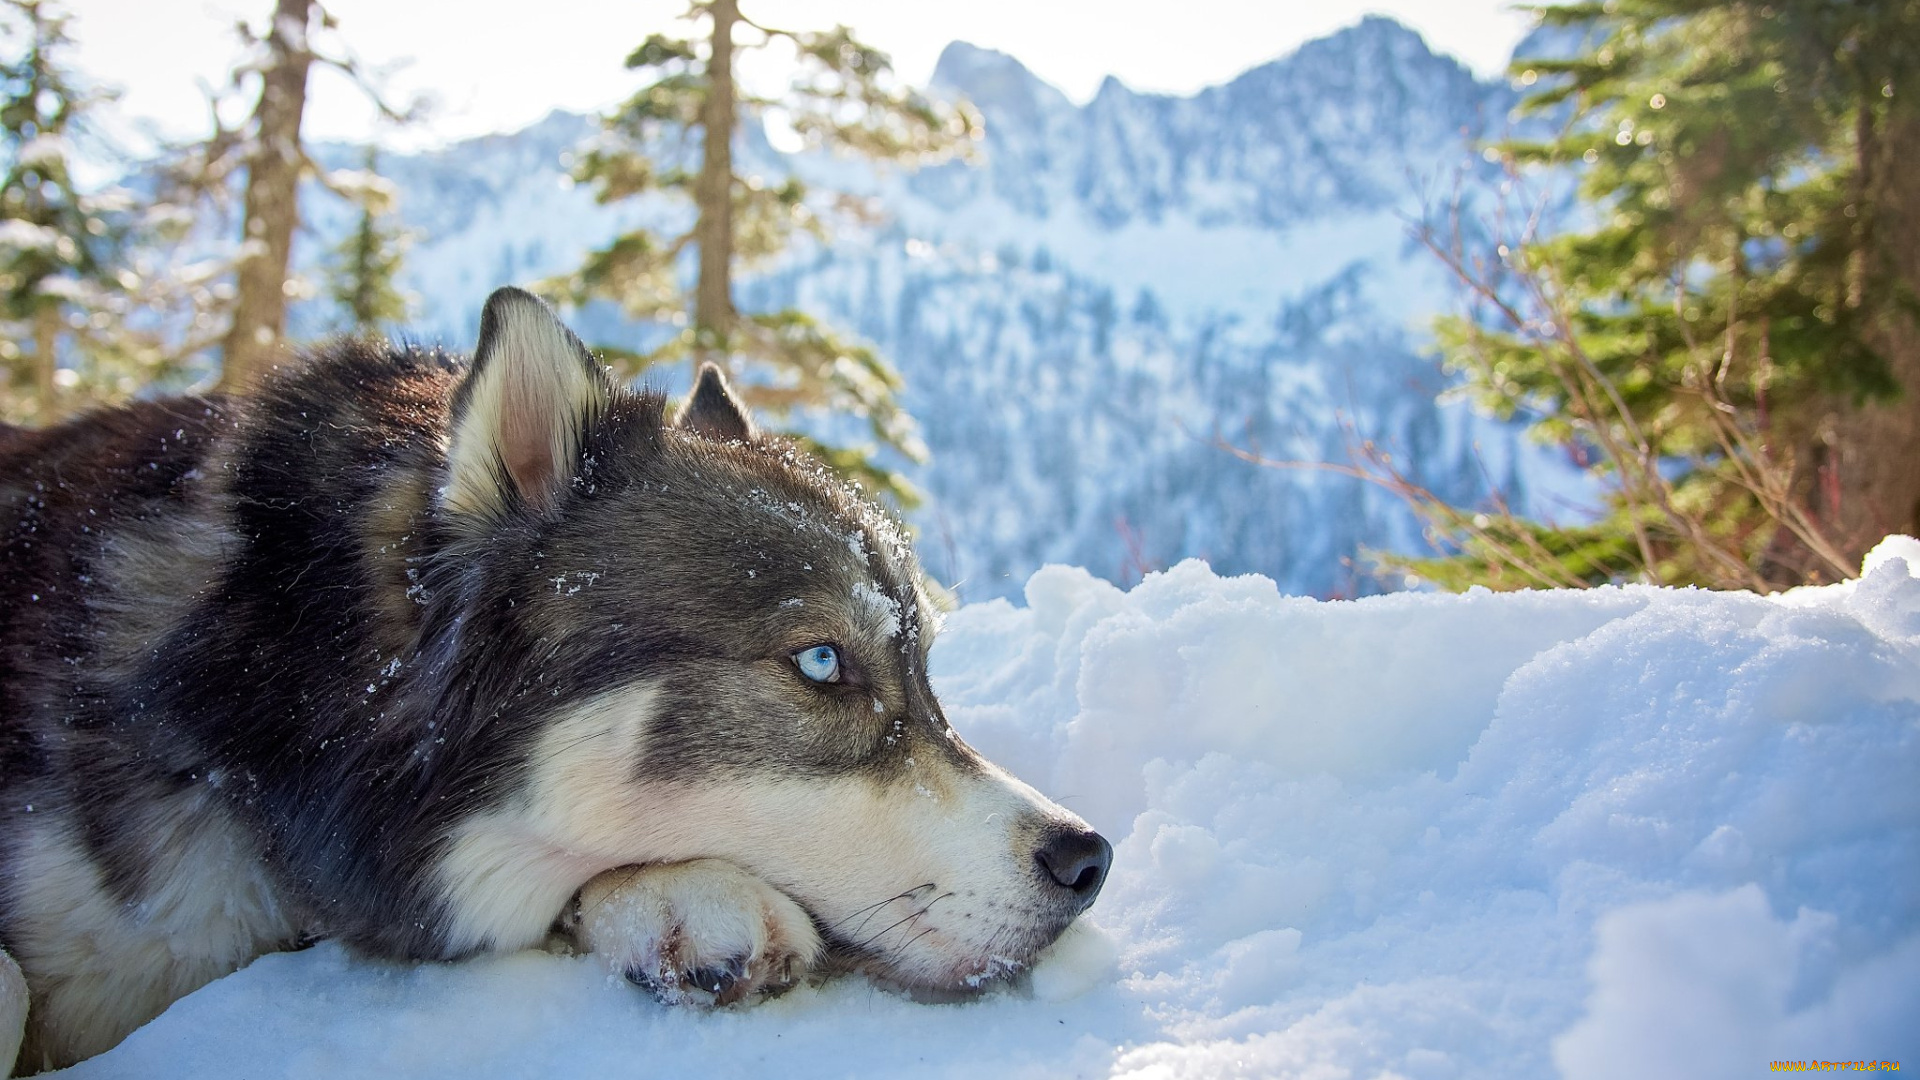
[1034,825,1112,911]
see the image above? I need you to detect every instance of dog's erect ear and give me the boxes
[677,362,754,443]
[444,287,611,521]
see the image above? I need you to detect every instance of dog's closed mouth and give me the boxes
[817,945,1038,1003]
[812,895,1072,1002]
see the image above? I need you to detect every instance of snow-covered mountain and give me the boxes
[302,15,1580,600]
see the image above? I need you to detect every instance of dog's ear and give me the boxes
[444,287,611,522]
[677,362,754,443]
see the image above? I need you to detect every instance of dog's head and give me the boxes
[431,288,1108,995]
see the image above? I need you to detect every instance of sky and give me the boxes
[64,0,1535,154]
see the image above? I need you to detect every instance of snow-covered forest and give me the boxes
[303,20,1573,599]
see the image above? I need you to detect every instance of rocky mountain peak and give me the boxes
[914,17,1504,231]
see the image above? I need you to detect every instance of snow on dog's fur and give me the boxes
[0,288,1110,1073]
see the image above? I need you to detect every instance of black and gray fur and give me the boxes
[0,288,1109,1072]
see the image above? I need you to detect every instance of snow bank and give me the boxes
[60,544,1920,1078]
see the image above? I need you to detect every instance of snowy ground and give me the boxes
[60,542,1920,1079]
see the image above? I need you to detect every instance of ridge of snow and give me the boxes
[59,542,1920,1078]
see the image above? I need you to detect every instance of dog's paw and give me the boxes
[572,860,821,1007]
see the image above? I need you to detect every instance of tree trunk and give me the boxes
[32,304,58,424]
[1828,89,1920,562]
[691,0,737,370]
[219,0,314,394]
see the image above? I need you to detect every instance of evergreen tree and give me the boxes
[0,0,176,425]
[1411,0,1920,591]
[163,0,415,393]
[556,1,978,504]
[325,145,412,335]
[218,0,315,391]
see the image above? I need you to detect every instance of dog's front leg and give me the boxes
[1,948,25,1076]
[568,861,821,1007]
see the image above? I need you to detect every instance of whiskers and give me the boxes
[813,884,1064,998]
[819,882,958,964]
[819,882,1041,999]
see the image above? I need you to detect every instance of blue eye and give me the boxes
[795,645,841,684]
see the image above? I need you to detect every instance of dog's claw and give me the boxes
[623,965,669,996]
[625,956,746,1006]
[685,962,740,998]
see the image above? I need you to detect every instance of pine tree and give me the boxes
[161,0,416,393]
[555,1,978,504]
[325,145,411,335]
[1409,0,1920,591]
[215,0,316,391]
[0,0,176,425]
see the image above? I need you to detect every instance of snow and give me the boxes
[0,219,61,253]
[852,579,903,638]
[57,545,1920,1079]
[15,133,70,169]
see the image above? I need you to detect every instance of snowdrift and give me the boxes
[59,542,1920,1079]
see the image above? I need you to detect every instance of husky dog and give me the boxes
[0,288,1110,1073]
